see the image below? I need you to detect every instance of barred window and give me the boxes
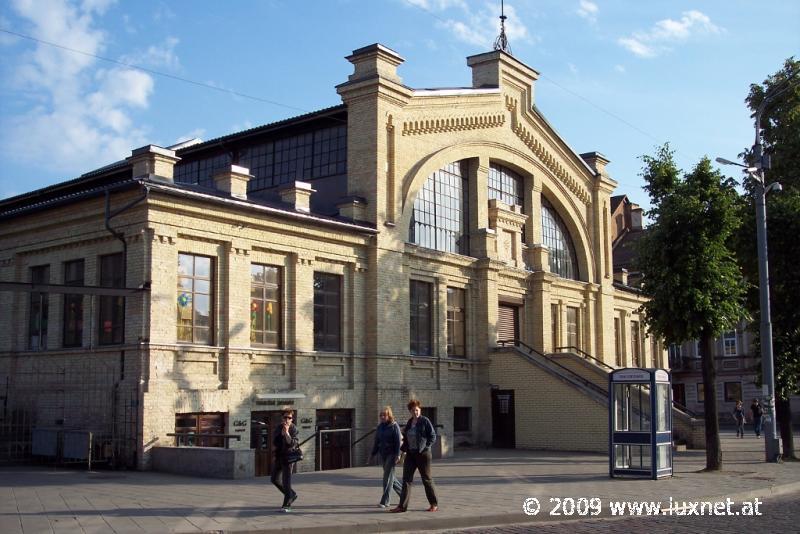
[99,253,125,345]
[541,198,579,280]
[488,163,523,209]
[238,125,347,191]
[173,153,232,187]
[447,287,466,358]
[410,280,433,356]
[62,259,84,348]
[28,265,49,351]
[177,254,214,345]
[251,264,281,348]
[314,272,341,352]
[409,161,469,254]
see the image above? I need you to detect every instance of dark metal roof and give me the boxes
[175,104,347,157]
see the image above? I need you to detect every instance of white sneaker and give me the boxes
[282,506,292,513]
[379,504,388,509]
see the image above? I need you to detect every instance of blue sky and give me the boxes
[1,0,798,211]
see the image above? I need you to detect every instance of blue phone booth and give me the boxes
[609,368,673,479]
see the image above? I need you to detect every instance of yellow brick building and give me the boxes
[0,44,673,476]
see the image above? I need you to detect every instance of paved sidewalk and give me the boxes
[1,430,798,533]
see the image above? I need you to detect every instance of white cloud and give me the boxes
[618,10,723,58]
[403,0,531,50]
[121,36,181,70]
[576,1,598,23]
[568,62,578,75]
[0,0,166,176]
[614,64,626,73]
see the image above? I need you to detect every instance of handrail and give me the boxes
[497,339,607,397]
[671,400,699,418]
[351,427,376,447]
[554,345,615,372]
[167,433,241,449]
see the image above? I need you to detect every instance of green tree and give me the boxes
[637,145,747,471]
[738,58,800,459]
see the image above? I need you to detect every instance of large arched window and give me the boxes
[409,161,469,254]
[541,198,579,280]
[488,163,523,210]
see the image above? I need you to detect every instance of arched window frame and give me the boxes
[541,197,580,280]
[409,161,470,255]
[487,163,524,210]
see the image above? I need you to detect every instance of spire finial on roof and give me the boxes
[493,0,511,55]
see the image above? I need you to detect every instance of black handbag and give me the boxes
[285,448,303,464]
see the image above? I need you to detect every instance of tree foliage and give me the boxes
[637,145,748,470]
[638,147,747,344]
[737,57,800,458]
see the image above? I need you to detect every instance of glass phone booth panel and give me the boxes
[609,368,673,479]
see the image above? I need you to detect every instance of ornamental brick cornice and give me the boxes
[401,112,505,136]
[506,96,591,205]
[488,203,528,231]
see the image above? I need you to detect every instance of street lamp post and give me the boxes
[716,95,784,462]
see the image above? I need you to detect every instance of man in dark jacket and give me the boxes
[271,410,299,511]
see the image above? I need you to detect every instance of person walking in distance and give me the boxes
[733,400,746,438]
[370,406,403,508]
[750,398,763,438]
[271,410,299,512]
[390,399,439,513]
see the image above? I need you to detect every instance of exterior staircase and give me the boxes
[491,341,704,452]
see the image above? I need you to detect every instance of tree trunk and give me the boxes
[700,332,722,470]
[776,396,796,460]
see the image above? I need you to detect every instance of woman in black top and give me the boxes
[391,399,438,513]
[271,410,299,512]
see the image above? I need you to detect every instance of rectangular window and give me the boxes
[551,304,559,350]
[174,412,226,448]
[631,320,641,367]
[99,253,125,345]
[651,338,661,368]
[614,317,622,366]
[668,343,682,366]
[446,287,465,358]
[250,264,281,348]
[410,280,432,356]
[62,259,84,347]
[313,272,342,352]
[724,382,742,403]
[566,306,579,349]
[696,383,705,403]
[177,253,214,345]
[453,407,471,432]
[28,265,49,350]
[723,330,737,356]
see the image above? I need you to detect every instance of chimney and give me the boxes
[127,145,180,181]
[337,196,367,222]
[343,43,405,85]
[630,205,643,231]
[213,165,252,200]
[614,268,629,286]
[279,181,315,213]
[580,152,610,178]
[466,50,539,97]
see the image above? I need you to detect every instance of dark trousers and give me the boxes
[398,450,438,509]
[271,459,294,506]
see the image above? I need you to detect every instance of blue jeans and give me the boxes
[380,453,402,506]
[753,416,762,436]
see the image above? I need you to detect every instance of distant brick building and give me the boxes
[0,44,674,476]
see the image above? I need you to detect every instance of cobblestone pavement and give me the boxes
[435,490,800,533]
[1,430,798,533]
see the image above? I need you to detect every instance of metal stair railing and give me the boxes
[497,339,608,398]
[554,345,615,372]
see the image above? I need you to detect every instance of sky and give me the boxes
[0,0,798,211]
